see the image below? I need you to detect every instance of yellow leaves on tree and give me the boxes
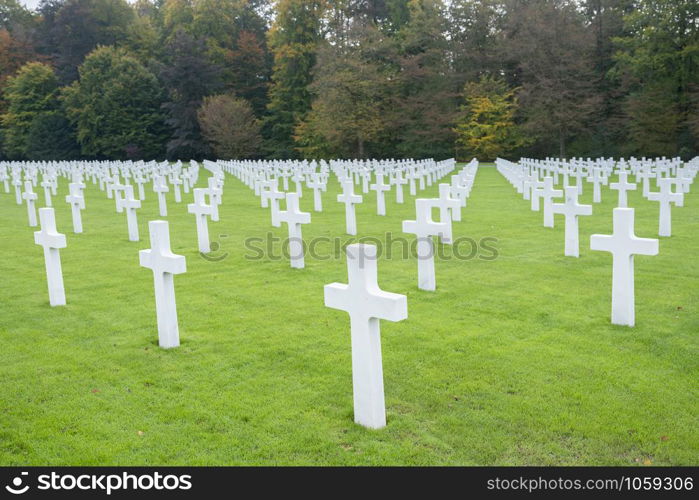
[454,75,526,162]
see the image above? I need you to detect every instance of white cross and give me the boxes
[263,181,285,227]
[370,174,391,216]
[139,220,186,348]
[277,192,311,269]
[610,171,636,208]
[134,175,146,200]
[291,172,304,198]
[573,168,584,195]
[0,169,9,193]
[22,181,38,227]
[111,176,125,213]
[552,186,592,257]
[402,198,449,291]
[171,176,183,203]
[647,177,683,237]
[590,208,658,326]
[408,171,418,196]
[106,175,115,199]
[522,172,535,200]
[451,175,468,207]
[306,174,325,211]
[435,183,460,243]
[393,172,407,204]
[587,167,606,203]
[34,208,67,306]
[65,182,85,233]
[117,185,141,241]
[153,176,169,217]
[530,177,544,211]
[541,177,562,228]
[207,176,222,221]
[187,188,212,253]
[324,243,407,429]
[337,180,363,235]
[13,177,22,204]
[259,179,274,208]
[636,169,652,198]
[40,176,53,207]
[361,171,370,193]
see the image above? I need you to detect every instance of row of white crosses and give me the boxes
[4,159,206,241]
[217,157,460,269]
[497,156,698,327]
[7,156,477,430]
[1,159,225,352]
[519,156,695,237]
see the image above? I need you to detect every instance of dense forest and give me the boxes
[0,0,697,161]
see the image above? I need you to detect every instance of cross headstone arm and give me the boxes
[324,283,349,311]
[632,237,659,256]
[590,234,613,253]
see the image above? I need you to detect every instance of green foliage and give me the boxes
[159,29,222,160]
[611,0,699,158]
[295,24,392,159]
[46,0,135,83]
[0,0,33,32]
[454,75,524,161]
[0,0,696,160]
[63,45,168,159]
[197,94,262,158]
[390,0,455,159]
[265,0,325,158]
[25,110,81,160]
[500,0,601,158]
[1,61,58,159]
[190,0,271,115]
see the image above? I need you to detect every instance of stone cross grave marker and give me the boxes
[324,243,408,429]
[338,179,363,236]
[139,220,186,348]
[370,174,391,216]
[402,199,450,291]
[65,182,85,234]
[153,176,169,217]
[34,208,67,306]
[552,186,592,257]
[187,188,213,253]
[647,177,683,237]
[590,208,658,327]
[541,176,563,228]
[22,181,38,227]
[277,192,311,269]
[117,184,142,242]
[610,171,636,208]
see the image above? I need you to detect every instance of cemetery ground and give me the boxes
[0,165,697,466]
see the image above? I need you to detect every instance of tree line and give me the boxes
[0,0,696,162]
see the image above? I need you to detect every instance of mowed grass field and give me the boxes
[0,164,697,466]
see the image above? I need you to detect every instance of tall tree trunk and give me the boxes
[358,137,365,158]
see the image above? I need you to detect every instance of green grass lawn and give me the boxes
[0,164,697,466]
